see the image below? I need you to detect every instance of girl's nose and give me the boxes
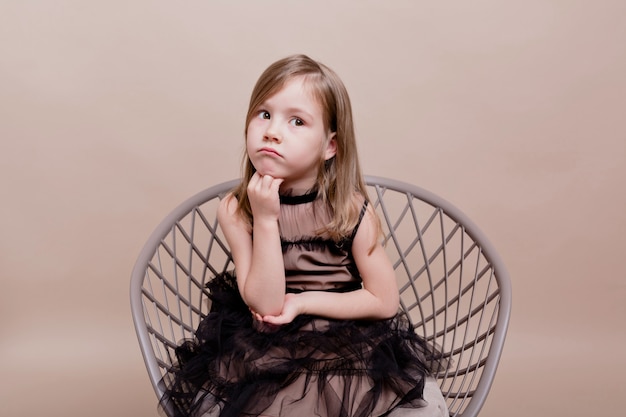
[264,123,282,143]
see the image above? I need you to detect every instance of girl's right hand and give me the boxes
[247,172,283,222]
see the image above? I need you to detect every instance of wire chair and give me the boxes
[130,176,512,417]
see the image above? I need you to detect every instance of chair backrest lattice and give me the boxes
[131,176,511,417]
[365,176,510,417]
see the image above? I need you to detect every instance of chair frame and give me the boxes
[131,176,511,417]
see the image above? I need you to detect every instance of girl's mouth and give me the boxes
[259,147,282,157]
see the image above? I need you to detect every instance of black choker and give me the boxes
[279,190,318,205]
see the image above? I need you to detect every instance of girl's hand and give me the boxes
[247,172,283,222]
[250,307,280,333]
[261,293,302,325]
[250,307,263,322]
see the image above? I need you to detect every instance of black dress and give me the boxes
[160,191,445,417]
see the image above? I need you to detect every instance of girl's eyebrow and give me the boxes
[284,107,314,119]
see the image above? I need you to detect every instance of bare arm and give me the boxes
[262,205,400,323]
[217,173,286,316]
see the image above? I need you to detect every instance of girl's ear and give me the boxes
[324,132,337,161]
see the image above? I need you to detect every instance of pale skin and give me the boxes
[217,77,400,326]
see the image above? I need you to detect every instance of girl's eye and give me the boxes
[290,118,304,127]
[258,111,270,119]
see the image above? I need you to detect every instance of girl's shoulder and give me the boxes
[218,191,238,214]
[338,189,366,208]
[349,190,368,214]
[217,192,251,232]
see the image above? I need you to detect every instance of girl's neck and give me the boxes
[279,178,318,197]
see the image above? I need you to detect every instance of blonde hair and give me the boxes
[234,54,372,242]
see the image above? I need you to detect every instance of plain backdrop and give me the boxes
[1,1,624,416]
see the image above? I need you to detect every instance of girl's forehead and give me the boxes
[265,76,321,105]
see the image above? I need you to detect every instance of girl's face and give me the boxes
[246,77,336,193]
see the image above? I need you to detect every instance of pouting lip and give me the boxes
[258,147,282,157]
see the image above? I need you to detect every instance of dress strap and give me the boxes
[349,200,369,242]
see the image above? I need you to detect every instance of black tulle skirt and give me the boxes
[160,273,445,417]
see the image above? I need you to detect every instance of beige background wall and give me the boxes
[1,1,624,416]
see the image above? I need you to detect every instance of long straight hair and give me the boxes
[234,54,371,242]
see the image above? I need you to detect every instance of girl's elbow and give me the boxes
[242,290,283,317]
[379,303,399,319]
[364,286,399,319]
[257,304,284,317]
[380,294,400,319]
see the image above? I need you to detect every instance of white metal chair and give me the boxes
[130,176,512,417]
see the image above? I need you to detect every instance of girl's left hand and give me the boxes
[261,293,301,325]
[250,307,280,333]
[250,308,264,322]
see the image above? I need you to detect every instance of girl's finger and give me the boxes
[270,177,284,193]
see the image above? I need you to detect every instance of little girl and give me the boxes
[161,54,448,417]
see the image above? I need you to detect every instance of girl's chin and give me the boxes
[252,164,282,179]
[254,170,281,179]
